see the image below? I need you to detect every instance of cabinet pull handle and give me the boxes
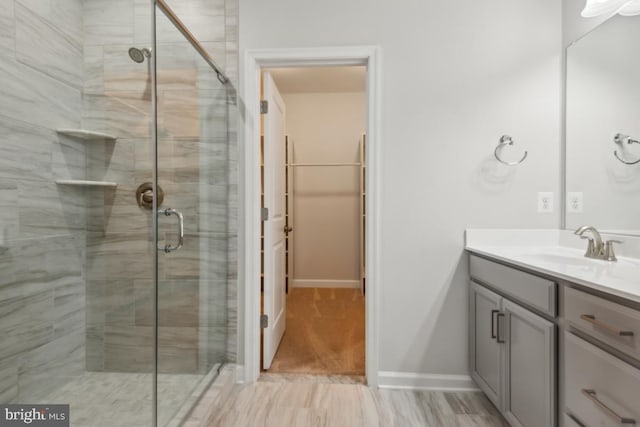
[491,310,499,339]
[496,312,505,343]
[580,314,635,337]
[581,389,636,424]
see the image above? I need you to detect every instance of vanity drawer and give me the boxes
[565,331,640,426]
[469,255,557,316]
[565,287,640,361]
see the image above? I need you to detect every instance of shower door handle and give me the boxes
[158,208,184,253]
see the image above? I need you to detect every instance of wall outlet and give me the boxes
[567,192,583,213]
[537,192,554,213]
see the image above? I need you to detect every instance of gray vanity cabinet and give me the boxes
[469,281,502,408]
[563,287,640,426]
[469,255,557,426]
[502,299,556,427]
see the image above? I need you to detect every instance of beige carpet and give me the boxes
[267,288,365,376]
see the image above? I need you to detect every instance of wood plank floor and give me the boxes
[206,380,508,426]
[267,288,365,376]
[245,288,507,425]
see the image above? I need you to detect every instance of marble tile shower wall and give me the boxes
[0,0,86,403]
[0,0,237,402]
[81,0,238,374]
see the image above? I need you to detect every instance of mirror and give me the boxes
[565,15,640,236]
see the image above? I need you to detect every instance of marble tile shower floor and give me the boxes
[42,371,204,427]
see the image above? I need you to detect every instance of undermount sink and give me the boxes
[516,246,594,264]
[522,252,598,267]
[516,247,640,283]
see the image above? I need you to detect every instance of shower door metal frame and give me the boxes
[155,0,229,83]
[150,3,159,427]
[150,1,230,425]
[241,46,382,386]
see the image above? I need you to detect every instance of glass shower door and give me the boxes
[0,0,230,425]
[152,2,230,425]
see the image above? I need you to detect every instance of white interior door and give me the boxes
[262,71,287,369]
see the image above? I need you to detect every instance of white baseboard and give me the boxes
[235,364,245,383]
[377,371,479,391]
[292,279,361,289]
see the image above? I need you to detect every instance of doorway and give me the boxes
[242,47,381,385]
[260,67,367,377]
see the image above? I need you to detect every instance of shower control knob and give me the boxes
[136,182,164,210]
[142,190,153,203]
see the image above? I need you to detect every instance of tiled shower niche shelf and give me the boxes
[55,180,118,188]
[56,129,117,142]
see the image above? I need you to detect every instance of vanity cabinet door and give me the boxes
[503,299,556,427]
[470,281,503,409]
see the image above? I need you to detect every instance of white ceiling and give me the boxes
[268,66,366,94]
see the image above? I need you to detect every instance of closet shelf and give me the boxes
[56,180,118,188]
[56,129,118,142]
[290,162,361,167]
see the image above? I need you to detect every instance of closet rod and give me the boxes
[290,162,361,167]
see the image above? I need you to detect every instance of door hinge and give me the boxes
[260,314,269,328]
[260,100,269,114]
[261,207,269,221]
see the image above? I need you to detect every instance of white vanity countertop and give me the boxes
[465,229,640,304]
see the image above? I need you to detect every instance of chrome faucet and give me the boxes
[574,225,622,261]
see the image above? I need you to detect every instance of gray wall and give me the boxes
[239,0,562,383]
[0,0,85,403]
[563,0,610,48]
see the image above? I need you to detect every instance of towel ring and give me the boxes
[494,135,528,166]
[613,133,640,165]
